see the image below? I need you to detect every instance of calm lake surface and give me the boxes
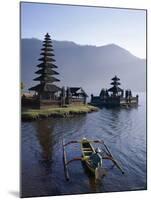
[21,93,146,197]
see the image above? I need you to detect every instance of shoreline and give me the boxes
[21,105,99,121]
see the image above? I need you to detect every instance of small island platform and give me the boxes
[22,105,99,121]
[90,76,139,108]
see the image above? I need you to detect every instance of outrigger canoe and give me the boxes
[81,138,103,175]
[62,137,124,181]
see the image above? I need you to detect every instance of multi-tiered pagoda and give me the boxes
[108,76,123,97]
[29,33,61,100]
[91,75,138,108]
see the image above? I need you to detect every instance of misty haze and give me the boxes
[21,38,146,96]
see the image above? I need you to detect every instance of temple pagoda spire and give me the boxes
[29,33,61,100]
[108,75,123,96]
[111,75,120,86]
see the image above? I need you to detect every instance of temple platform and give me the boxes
[90,76,139,108]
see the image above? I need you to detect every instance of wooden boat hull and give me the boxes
[63,137,124,181]
[81,138,97,174]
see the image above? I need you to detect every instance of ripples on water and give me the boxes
[21,94,146,197]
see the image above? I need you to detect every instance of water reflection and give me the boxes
[57,115,87,140]
[34,119,55,174]
[35,119,54,160]
[81,162,100,192]
[21,94,146,197]
[108,109,121,130]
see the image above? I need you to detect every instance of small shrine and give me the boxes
[91,76,138,108]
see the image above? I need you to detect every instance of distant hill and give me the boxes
[21,38,146,95]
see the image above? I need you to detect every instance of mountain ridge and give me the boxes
[22,38,145,60]
[21,38,146,94]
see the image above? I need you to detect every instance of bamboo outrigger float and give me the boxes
[62,137,124,181]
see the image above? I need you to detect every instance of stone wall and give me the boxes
[22,96,86,109]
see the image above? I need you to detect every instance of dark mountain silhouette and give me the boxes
[21,38,146,95]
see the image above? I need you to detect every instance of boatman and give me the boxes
[89,147,103,168]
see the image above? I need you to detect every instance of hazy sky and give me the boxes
[21,2,146,58]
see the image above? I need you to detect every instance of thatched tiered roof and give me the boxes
[29,33,60,93]
[108,75,123,93]
[29,84,61,93]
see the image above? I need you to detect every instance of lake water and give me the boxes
[21,93,146,197]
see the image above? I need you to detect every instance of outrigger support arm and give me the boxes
[62,138,83,181]
[63,139,104,147]
[67,157,82,165]
[63,140,80,147]
[103,143,124,174]
[111,158,124,174]
[92,140,104,144]
[62,138,70,181]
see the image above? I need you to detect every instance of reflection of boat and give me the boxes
[62,137,124,181]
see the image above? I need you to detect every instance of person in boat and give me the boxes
[89,148,103,168]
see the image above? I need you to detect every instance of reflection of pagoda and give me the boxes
[35,119,54,161]
[91,76,138,108]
